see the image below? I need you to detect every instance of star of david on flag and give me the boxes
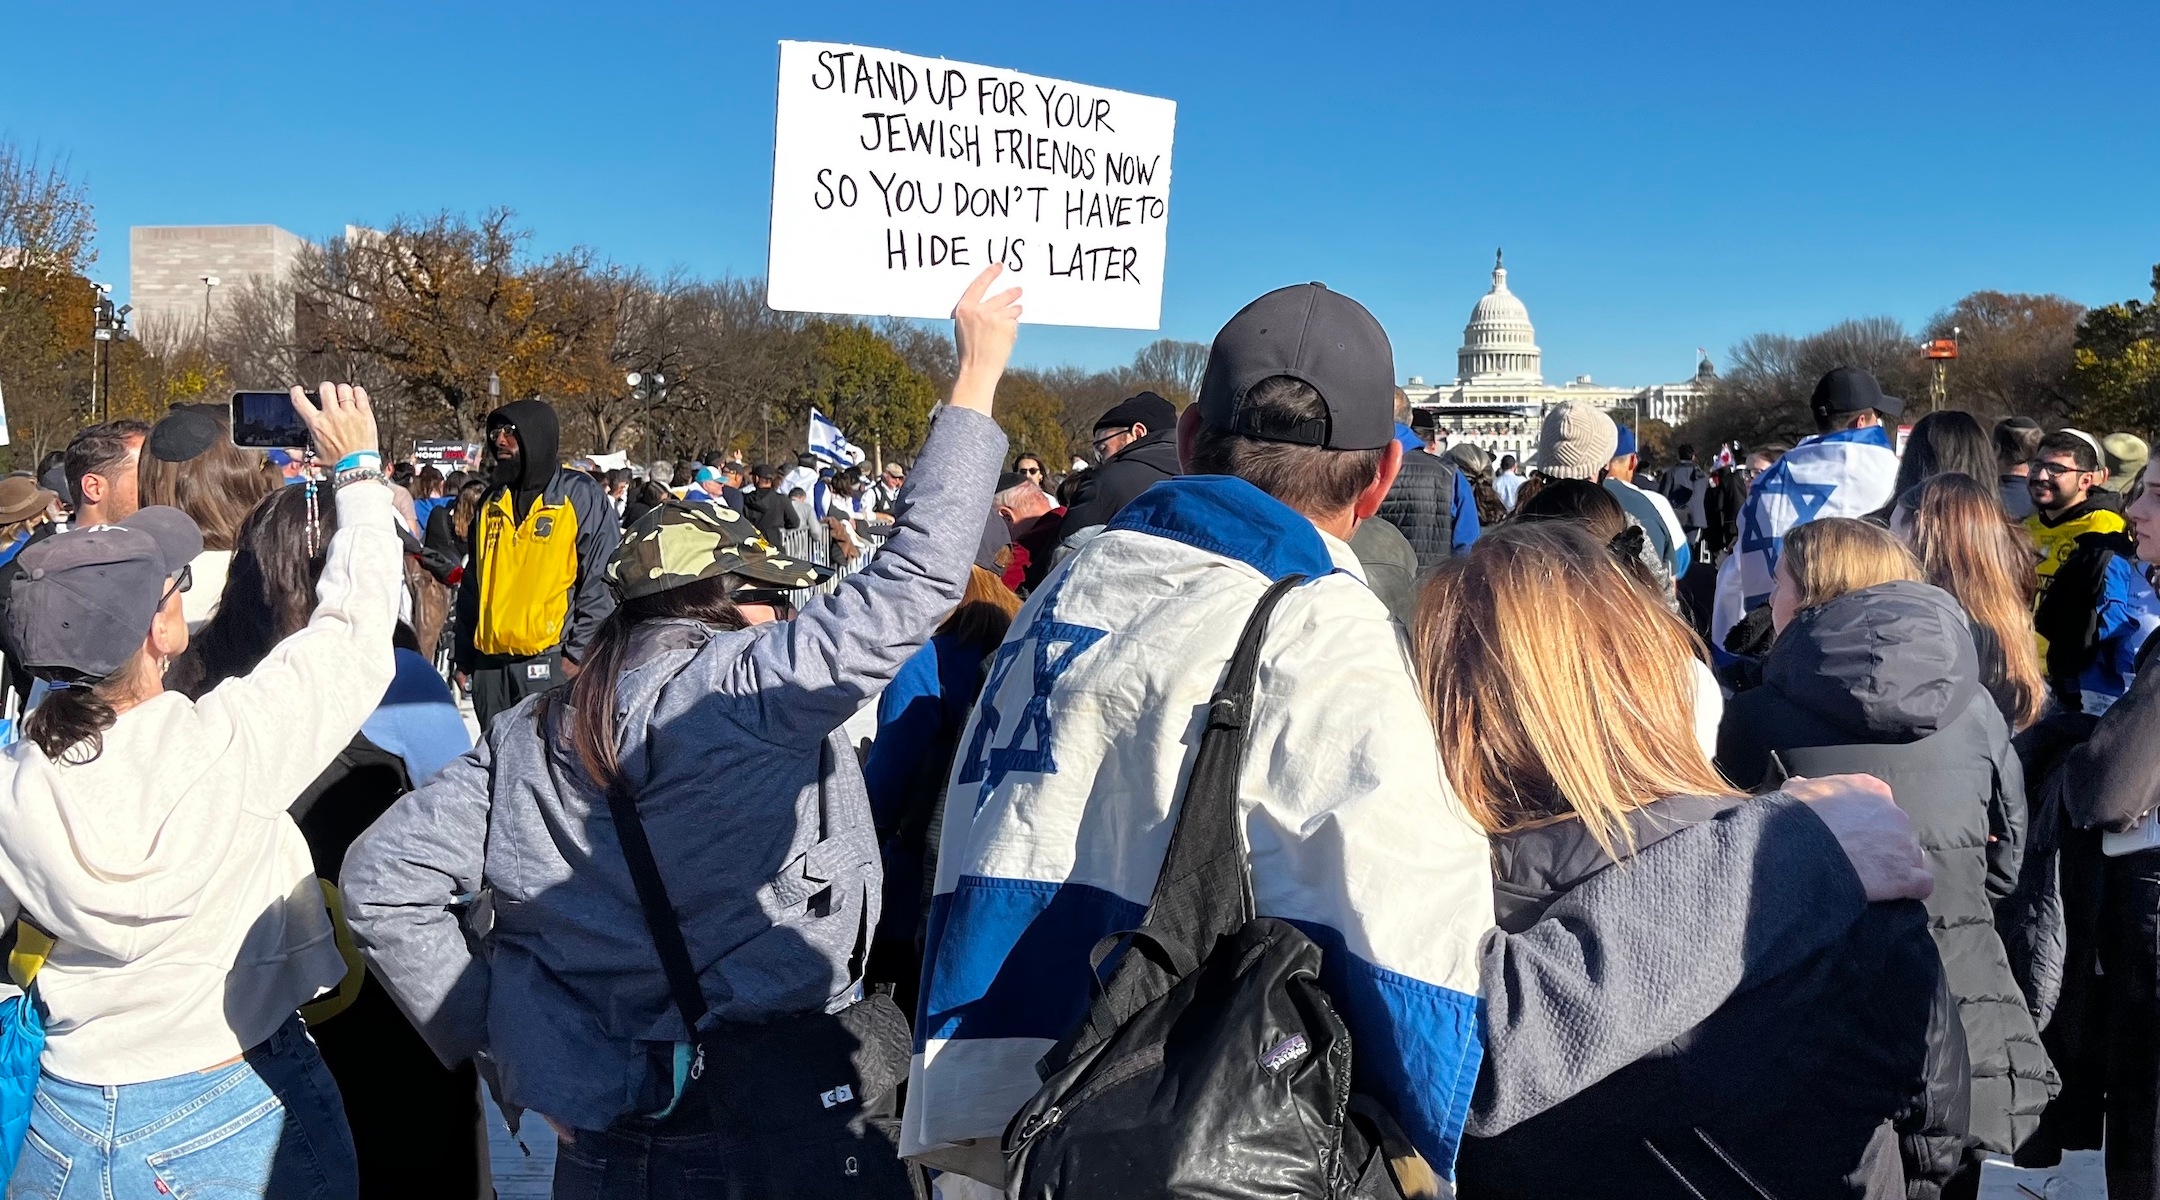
[1711,424,1901,643]
[957,583,1108,811]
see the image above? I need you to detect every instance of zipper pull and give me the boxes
[1012,1105,1063,1148]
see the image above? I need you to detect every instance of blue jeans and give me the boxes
[9,1014,358,1200]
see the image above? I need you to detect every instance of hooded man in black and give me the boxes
[454,398,620,731]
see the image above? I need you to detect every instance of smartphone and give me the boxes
[230,390,315,449]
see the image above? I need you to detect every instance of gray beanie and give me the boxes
[1535,401,1619,482]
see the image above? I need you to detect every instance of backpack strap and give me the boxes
[1040,574,1304,1072]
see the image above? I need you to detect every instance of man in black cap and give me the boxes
[1708,366,1903,644]
[907,282,1933,1188]
[1059,390,1181,533]
[454,397,620,731]
[1810,365,1906,436]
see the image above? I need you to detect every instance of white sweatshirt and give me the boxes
[0,482,401,1084]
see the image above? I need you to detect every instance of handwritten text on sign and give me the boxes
[766,42,1177,330]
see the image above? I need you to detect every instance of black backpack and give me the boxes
[1002,576,1443,1200]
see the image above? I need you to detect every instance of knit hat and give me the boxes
[1093,392,1177,436]
[2104,433,2149,493]
[1535,401,1619,482]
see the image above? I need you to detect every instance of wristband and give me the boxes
[335,451,382,474]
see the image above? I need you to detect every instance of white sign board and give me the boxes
[767,41,1177,330]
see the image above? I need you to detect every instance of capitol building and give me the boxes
[1404,252,1715,465]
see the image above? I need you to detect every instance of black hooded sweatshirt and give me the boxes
[453,399,619,669]
[489,398,559,521]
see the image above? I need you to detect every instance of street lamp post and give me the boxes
[627,372,667,457]
[89,283,113,421]
[200,274,220,349]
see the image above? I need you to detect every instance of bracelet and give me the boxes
[334,467,389,489]
[335,451,382,473]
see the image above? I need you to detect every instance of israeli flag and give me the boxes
[1711,424,1900,643]
[808,408,866,468]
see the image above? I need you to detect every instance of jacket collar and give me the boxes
[1107,475,1338,582]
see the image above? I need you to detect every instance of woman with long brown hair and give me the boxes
[137,404,280,628]
[1419,521,1964,1197]
[1896,472,2046,730]
[1722,516,2058,1168]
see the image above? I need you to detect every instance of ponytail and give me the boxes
[21,679,122,764]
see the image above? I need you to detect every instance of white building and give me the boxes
[1403,252,1715,465]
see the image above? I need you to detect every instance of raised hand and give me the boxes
[949,264,1022,416]
[292,382,381,467]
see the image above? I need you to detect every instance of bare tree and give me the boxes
[1128,338,1208,405]
[1924,291,2084,421]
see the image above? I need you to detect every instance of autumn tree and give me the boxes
[2068,264,2160,438]
[300,211,615,438]
[1924,291,2083,420]
[994,370,1074,467]
[802,321,936,465]
[0,142,100,458]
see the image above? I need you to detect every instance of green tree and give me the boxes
[995,369,1074,467]
[805,321,937,463]
[2068,265,2160,438]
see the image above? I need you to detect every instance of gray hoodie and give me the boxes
[341,407,1006,1130]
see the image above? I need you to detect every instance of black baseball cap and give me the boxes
[1196,283,1395,451]
[6,506,203,681]
[1810,367,1905,424]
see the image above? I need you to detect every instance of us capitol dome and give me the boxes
[1402,250,1713,464]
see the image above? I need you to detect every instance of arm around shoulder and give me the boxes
[1470,792,1867,1135]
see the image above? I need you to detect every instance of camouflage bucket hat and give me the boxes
[607,499,833,601]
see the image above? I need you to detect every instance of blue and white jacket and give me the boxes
[901,476,1492,1181]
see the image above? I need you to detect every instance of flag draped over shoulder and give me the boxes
[808,407,866,467]
[1710,424,1899,643]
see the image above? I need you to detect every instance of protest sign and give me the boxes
[767,41,1176,330]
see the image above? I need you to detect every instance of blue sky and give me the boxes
[6,0,2156,386]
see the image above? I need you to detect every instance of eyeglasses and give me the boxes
[160,564,193,606]
[1091,427,1136,457]
[2029,461,2087,479]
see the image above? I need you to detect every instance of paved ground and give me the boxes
[486,1092,557,1198]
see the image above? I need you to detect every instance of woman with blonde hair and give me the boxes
[1421,521,1964,1197]
[1722,516,2059,1170]
[1895,473,2046,730]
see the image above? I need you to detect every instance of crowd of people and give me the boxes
[0,259,2155,1199]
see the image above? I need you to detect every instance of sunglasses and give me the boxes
[730,587,797,611]
[160,564,193,606]
[1018,466,1044,477]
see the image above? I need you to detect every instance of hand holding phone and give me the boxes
[231,390,315,449]
[291,382,378,466]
